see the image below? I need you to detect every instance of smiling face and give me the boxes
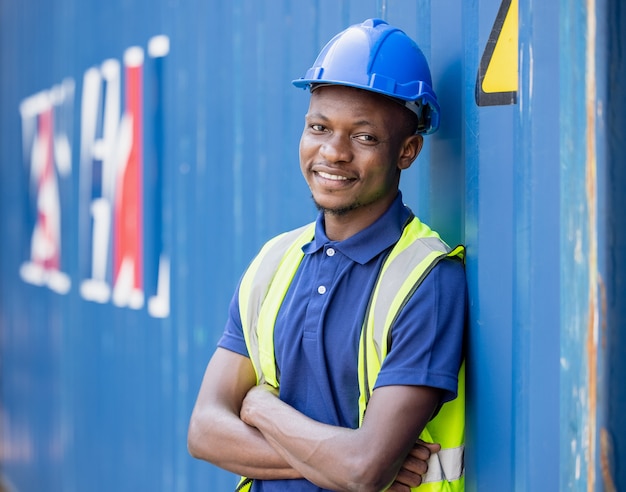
[299,85,423,240]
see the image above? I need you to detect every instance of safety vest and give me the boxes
[236,216,465,492]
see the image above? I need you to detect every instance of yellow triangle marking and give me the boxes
[482,0,518,94]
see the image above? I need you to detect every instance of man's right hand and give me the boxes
[387,440,441,491]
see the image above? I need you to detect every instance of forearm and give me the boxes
[241,386,402,491]
[187,348,301,480]
[188,402,300,480]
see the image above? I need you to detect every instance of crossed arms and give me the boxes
[188,347,442,492]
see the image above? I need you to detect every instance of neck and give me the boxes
[322,203,390,241]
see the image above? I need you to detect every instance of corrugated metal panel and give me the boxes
[465,1,518,489]
[605,1,626,490]
[0,1,464,490]
[513,1,560,490]
[560,0,625,490]
[0,0,623,491]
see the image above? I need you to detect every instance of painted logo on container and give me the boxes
[19,35,171,318]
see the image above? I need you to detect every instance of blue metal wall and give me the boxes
[605,0,626,489]
[0,0,623,491]
[560,0,626,490]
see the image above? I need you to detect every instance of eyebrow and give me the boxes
[305,112,329,121]
[305,112,377,128]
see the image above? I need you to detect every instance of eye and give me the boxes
[354,134,378,144]
[310,124,326,132]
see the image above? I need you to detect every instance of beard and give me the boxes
[312,195,360,216]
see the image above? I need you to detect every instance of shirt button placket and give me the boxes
[317,247,336,295]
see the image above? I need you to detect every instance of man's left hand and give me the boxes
[386,439,441,491]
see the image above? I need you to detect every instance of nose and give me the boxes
[319,133,353,163]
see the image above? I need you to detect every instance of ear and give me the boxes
[397,134,424,171]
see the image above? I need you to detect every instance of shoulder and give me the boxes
[413,257,467,312]
[429,256,466,287]
[392,256,466,337]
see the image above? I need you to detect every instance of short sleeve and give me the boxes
[373,257,467,403]
[217,281,250,358]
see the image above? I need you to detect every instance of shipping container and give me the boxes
[0,0,624,490]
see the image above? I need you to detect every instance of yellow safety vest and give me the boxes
[236,216,465,492]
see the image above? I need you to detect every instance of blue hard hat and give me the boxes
[293,18,440,134]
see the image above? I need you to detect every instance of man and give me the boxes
[188,18,467,492]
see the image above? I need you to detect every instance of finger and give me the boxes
[416,439,441,453]
[407,443,435,462]
[407,446,429,462]
[394,467,424,489]
[386,480,411,492]
[399,453,429,475]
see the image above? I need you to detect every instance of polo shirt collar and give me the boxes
[302,192,413,265]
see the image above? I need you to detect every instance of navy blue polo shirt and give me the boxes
[218,193,467,491]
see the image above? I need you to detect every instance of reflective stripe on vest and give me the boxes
[238,216,465,491]
[239,223,315,386]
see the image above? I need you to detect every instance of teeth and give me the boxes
[318,171,348,181]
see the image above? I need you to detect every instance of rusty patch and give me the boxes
[585,0,598,488]
[599,275,607,350]
[600,427,617,492]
